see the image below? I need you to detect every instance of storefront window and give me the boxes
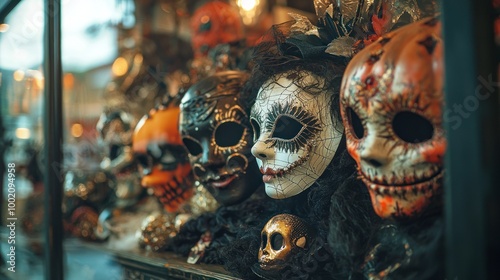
[1,1,499,279]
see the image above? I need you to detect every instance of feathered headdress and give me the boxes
[279,0,438,59]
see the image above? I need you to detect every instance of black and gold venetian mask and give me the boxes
[179,71,262,205]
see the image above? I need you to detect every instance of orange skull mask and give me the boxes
[190,1,244,58]
[340,17,445,219]
[133,103,194,212]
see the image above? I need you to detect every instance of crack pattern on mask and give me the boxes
[263,101,322,154]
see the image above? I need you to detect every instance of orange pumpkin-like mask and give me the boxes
[190,0,244,58]
[340,17,445,219]
[133,103,194,213]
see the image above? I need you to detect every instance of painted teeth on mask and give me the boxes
[363,166,442,187]
[269,152,309,179]
[369,178,441,199]
[155,178,189,204]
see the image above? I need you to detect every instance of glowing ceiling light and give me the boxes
[71,123,84,138]
[64,73,75,90]
[13,70,25,81]
[238,0,259,11]
[0,24,9,33]
[111,57,128,77]
[235,0,265,26]
[15,128,31,139]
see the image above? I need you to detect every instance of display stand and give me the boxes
[113,251,238,280]
[81,242,239,280]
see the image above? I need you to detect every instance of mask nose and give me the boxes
[359,133,390,168]
[251,136,274,160]
[194,138,226,180]
[197,138,224,165]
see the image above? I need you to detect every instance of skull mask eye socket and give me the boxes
[199,19,211,32]
[136,154,150,169]
[182,137,203,156]
[250,118,261,142]
[271,115,304,140]
[346,107,365,139]
[146,144,182,170]
[392,111,434,143]
[261,233,267,249]
[214,121,245,147]
[270,233,284,250]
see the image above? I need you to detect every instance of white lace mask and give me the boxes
[250,70,343,199]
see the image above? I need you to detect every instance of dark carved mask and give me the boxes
[179,71,261,205]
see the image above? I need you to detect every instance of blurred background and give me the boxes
[0,1,319,279]
[0,0,499,279]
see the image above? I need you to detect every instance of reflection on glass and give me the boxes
[0,1,126,279]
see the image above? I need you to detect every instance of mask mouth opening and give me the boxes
[198,153,250,188]
[206,173,238,189]
[258,258,287,271]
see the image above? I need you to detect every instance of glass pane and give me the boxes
[60,0,126,279]
[0,0,126,279]
[1,0,45,279]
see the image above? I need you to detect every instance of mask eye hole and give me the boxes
[214,121,245,147]
[199,19,211,32]
[160,150,176,164]
[392,111,434,143]
[135,154,151,175]
[271,115,304,140]
[250,118,261,142]
[347,107,365,139]
[182,137,203,156]
[270,233,284,250]
[136,154,150,168]
[261,233,267,249]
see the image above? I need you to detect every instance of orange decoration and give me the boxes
[133,104,194,213]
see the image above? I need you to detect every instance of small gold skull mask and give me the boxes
[258,214,314,271]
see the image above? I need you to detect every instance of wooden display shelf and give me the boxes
[80,241,240,280]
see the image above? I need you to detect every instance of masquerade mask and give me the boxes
[250,70,343,199]
[133,104,194,213]
[97,110,143,203]
[190,1,244,58]
[179,71,261,206]
[258,214,315,271]
[340,17,444,219]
